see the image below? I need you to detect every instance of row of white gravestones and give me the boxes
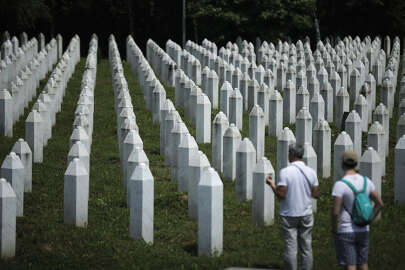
[148,39,213,144]
[258,37,390,121]
[198,37,397,184]
[204,97,331,181]
[0,38,37,90]
[0,178,16,259]
[146,39,176,87]
[1,36,39,90]
[137,42,192,186]
[128,36,224,257]
[141,41,207,197]
[1,152,25,218]
[303,99,393,188]
[212,120,277,225]
[145,36,404,252]
[145,37,213,250]
[190,38,297,125]
[64,35,98,228]
[290,84,392,182]
[0,137,33,259]
[186,40,263,112]
[185,37,389,137]
[192,36,379,96]
[113,35,154,244]
[200,36,401,226]
[259,36,384,84]
[0,38,59,137]
[179,47,202,85]
[273,124,384,213]
[198,41,257,112]
[152,35,405,251]
[1,31,14,59]
[25,36,80,163]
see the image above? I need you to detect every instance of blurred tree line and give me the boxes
[0,0,404,57]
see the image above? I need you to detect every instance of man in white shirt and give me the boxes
[331,150,383,270]
[266,143,319,270]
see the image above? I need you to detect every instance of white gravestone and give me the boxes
[198,167,223,257]
[345,110,362,159]
[229,89,243,130]
[1,153,24,217]
[249,105,265,161]
[189,151,210,220]
[127,146,149,205]
[11,139,32,193]
[178,133,199,193]
[283,79,296,124]
[335,87,350,128]
[395,135,405,205]
[0,178,16,259]
[313,120,331,178]
[333,131,354,182]
[196,94,211,143]
[220,81,233,117]
[296,107,312,145]
[302,143,318,212]
[129,163,154,244]
[223,124,242,181]
[252,157,275,225]
[277,127,296,176]
[123,130,144,189]
[367,121,386,176]
[212,112,229,173]
[67,141,90,175]
[360,147,382,196]
[268,90,283,137]
[236,138,256,201]
[64,158,89,227]
[309,92,325,129]
[207,70,219,109]
[0,89,12,137]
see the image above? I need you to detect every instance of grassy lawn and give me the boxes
[0,54,404,269]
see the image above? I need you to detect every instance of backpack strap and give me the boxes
[339,177,365,218]
[339,179,355,217]
[361,176,367,193]
[291,163,313,193]
[340,179,359,195]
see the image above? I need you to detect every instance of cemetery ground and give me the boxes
[1,57,405,270]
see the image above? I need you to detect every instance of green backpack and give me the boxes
[340,176,374,226]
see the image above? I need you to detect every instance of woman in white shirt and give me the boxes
[331,150,384,270]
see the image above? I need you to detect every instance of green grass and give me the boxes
[0,56,404,269]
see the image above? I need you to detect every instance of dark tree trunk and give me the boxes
[314,12,321,42]
[50,17,55,38]
[193,18,198,43]
[128,0,134,36]
[182,0,186,47]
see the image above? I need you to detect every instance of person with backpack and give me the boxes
[266,143,319,270]
[331,150,384,270]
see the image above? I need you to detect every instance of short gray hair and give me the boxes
[288,143,304,159]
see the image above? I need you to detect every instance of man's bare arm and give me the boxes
[312,186,320,199]
[331,196,343,234]
[266,176,287,199]
[369,190,384,222]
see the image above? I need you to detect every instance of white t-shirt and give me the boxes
[277,161,319,217]
[332,173,375,233]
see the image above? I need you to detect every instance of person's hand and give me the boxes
[266,175,275,188]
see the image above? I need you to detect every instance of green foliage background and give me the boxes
[1,0,405,55]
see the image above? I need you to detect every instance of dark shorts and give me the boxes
[334,231,369,266]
